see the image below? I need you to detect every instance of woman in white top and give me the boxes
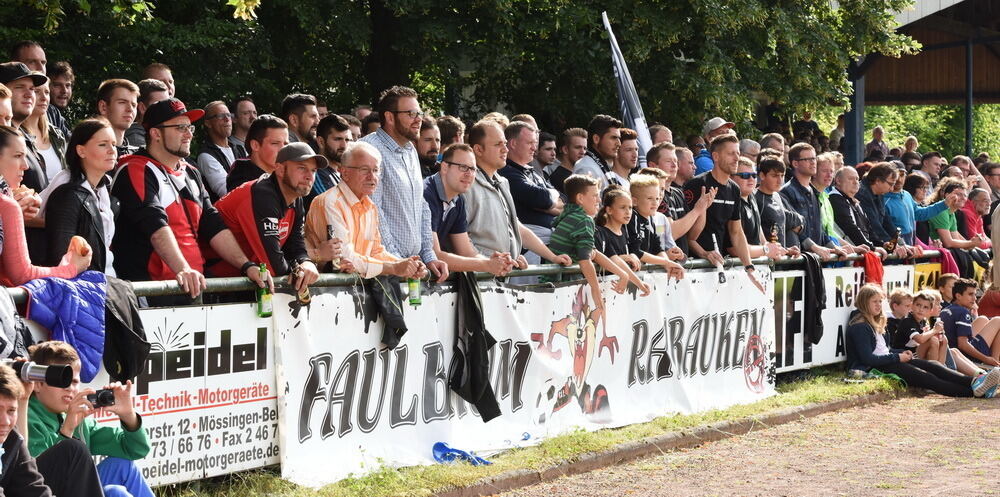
[21,80,66,183]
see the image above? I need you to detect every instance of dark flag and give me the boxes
[602,11,653,167]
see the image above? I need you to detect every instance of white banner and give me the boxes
[273,269,776,488]
[773,265,914,372]
[92,304,279,486]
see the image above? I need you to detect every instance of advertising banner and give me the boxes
[273,269,776,487]
[93,304,279,486]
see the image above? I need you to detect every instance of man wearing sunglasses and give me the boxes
[423,144,514,277]
[113,98,268,304]
[733,158,784,260]
[196,100,246,202]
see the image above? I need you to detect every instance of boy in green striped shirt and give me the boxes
[548,174,628,309]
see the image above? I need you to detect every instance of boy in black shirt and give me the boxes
[893,291,947,362]
[625,175,684,280]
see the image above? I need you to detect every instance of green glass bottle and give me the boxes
[257,263,273,317]
[407,278,422,306]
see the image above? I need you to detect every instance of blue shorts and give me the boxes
[971,335,993,357]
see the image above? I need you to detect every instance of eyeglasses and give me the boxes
[733,172,757,179]
[156,123,196,134]
[443,160,475,174]
[206,112,233,121]
[793,157,817,163]
[391,109,424,119]
[343,165,380,176]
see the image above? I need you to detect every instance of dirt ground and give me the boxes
[500,396,1000,497]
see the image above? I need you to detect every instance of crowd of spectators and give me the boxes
[2,38,1000,493]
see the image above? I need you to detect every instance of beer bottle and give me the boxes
[884,227,901,253]
[408,278,422,306]
[257,263,273,318]
[768,224,779,244]
[292,261,312,305]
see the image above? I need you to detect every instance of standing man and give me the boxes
[683,133,756,273]
[10,41,70,139]
[647,142,700,257]
[196,101,246,202]
[864,125,889,160]
[648,124,672,144]
[499,120,563,265]
[415,116,441,177]
[96,79,139,157]
[573,114,622,190]
[361,85,448,281]
[142,63,175,97]
[694,117,735,174]
[307,114,351,209]
[464,120,570,268]
[281,93,320,151]
[437,115,465,149]
[549,127,587,194]
[780,143,848,260]
[124,79,169,149]
[227,115,289,191]
[530,131,559,177]
[211,142,324,287]
[230,96,257,153]
[112,98,267,304]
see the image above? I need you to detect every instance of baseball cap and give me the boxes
[702,117,734,136]
[142,98,205,130]
[0,62,48,86]
[275,142,329,169]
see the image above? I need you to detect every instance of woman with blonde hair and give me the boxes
[846,283,998,397]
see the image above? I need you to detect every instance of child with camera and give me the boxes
[27,341,153,497]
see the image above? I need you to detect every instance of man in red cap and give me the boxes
[111,98,267,304]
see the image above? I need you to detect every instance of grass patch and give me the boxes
[160,368,898,497]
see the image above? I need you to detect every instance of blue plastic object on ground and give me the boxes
[432,442,492,466]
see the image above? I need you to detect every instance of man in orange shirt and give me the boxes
[305,141,424,279]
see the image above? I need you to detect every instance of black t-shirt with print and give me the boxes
[683,171,741,252]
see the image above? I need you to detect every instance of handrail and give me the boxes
[3,249,953,304]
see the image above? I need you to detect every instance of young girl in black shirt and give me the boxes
[595,186,649,295]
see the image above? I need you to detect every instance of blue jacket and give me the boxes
[22,271,107,382]
[882,190,947,236]
[846,321,901,372]
[854,182,897,245]
[694,149,714,175]
[780,178,829,249]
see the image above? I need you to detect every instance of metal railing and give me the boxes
[3,250,950,304]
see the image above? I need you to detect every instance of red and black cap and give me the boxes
[142,98,205,130]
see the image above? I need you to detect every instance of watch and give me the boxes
[744,264,755,272]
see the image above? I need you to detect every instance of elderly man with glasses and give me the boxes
[196,100,247,202]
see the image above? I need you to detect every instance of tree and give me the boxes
[3,0,917,138]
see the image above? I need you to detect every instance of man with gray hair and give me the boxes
[864,125,889,160]
[739,139,760,163]
[305,141,425,279]
[197,100,247,202]
[958,187,992,244]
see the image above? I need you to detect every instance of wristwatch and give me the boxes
[744,264,755,272]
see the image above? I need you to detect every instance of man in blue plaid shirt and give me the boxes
[361,86,449,282]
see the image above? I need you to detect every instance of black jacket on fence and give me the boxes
[797,252,826,345]
[104,276,151,383]
[449,271,501,422]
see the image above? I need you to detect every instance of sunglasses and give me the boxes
[733,172,757,179]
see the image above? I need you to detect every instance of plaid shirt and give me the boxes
[362,128,437,263]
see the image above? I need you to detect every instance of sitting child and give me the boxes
[941,278,1000,368]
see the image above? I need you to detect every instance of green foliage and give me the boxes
[814,104,1000,158]
[3,0,916,138]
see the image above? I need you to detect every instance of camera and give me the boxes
[86,389,115,408]
[0,359,72,388]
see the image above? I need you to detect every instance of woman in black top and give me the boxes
[44,119,119,274]
[595,186,649,295]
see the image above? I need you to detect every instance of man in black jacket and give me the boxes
[0,365,104,497]
[855,162,911,257]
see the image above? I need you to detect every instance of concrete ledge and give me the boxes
[433,390,902,497]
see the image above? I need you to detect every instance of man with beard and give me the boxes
[281,93,320,152]
[112,98,268,304]
[197,100,246,202]
[306,114,350,210]
[415,116,440,177]
[211,142,322,288]
[361,85,448,282]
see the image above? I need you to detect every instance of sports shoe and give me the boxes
[985,385,999,399]
[972,367,1000,397]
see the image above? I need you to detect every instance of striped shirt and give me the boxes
[362,128,437,263]
[304,182,399,279]
[548,203,595,261]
